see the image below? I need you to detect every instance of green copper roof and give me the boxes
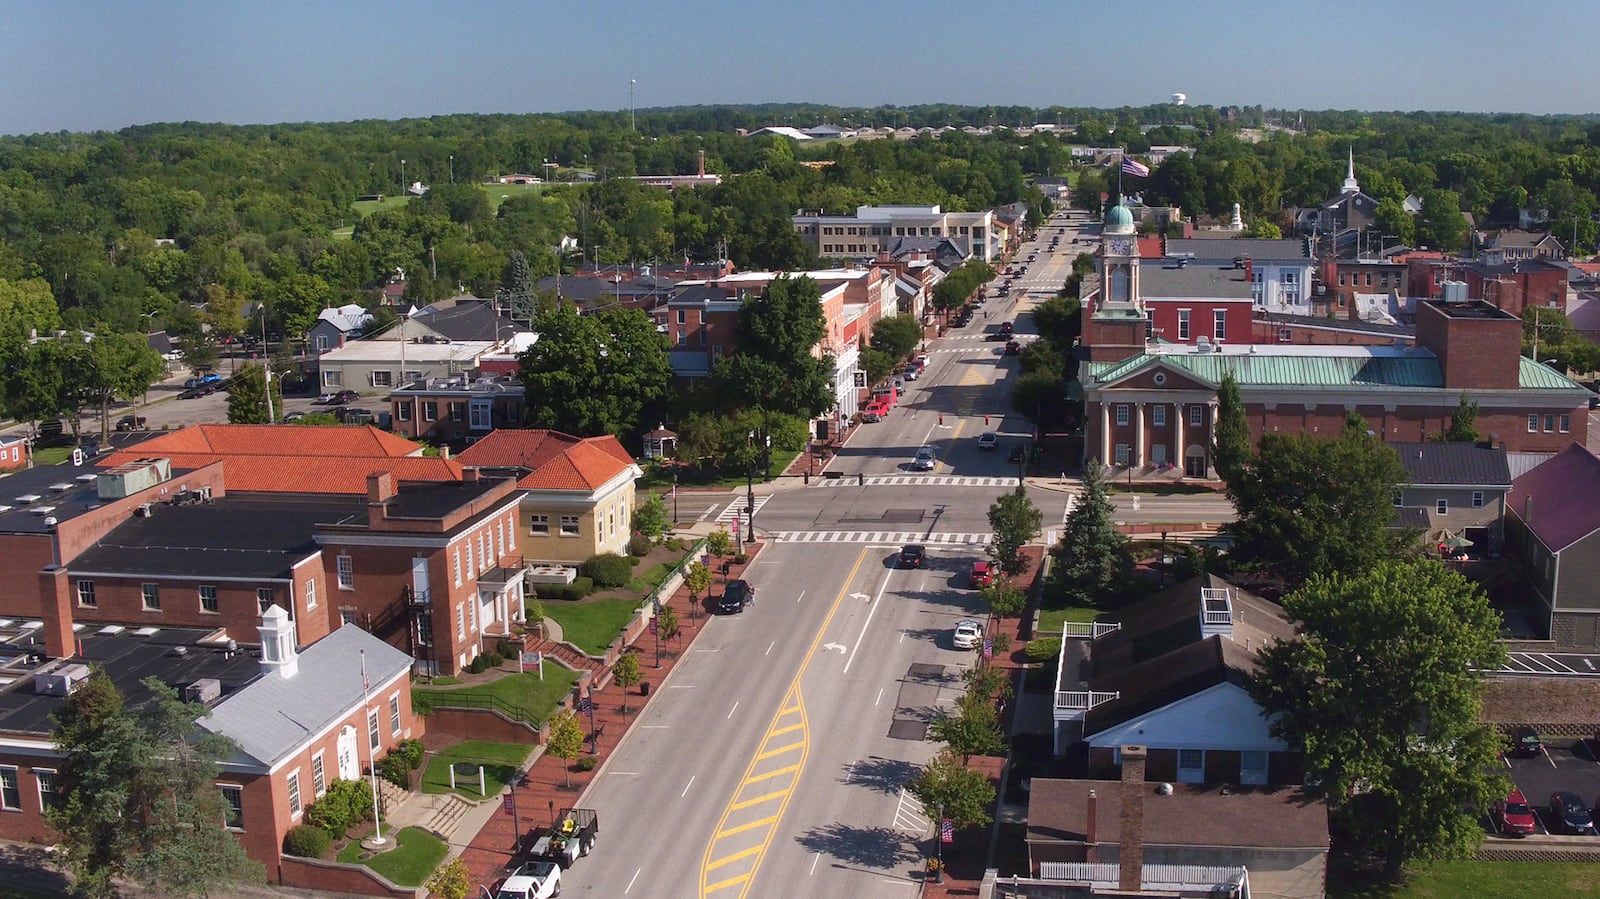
[1090,351,1587,393]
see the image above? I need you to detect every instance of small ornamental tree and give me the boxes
[546,711,584,789]
[987,489,1043,576]
[980,582,1025,621]
[632,494,668,540]
[907,751,995,829]
[611,651,643,715]
[425,857,472,899]
[929,702,1006,764]
[705,528,733,561]
[656,603,681,645]
[683,561,712,616]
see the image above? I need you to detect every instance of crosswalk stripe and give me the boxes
[715,495,771,523]
[811,475,1041,488]
[770,531,994,544]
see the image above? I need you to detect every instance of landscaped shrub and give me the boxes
[581,553,633,588]
[574,755,599,772]
[305,778,373,836]
[565,577,592,599]
[1025,637,1062,664]
[283,823,332,858]
[666,537,686,552]
[467,655,488,674]
[379,752,412,789]
[399,738,425,769]
[627,533,653,557]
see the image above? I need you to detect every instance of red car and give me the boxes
[1492,789,1538,836]
[999,321,1014,335]
[969,561,995,588]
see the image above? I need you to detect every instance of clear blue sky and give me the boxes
[3,0,1599,136]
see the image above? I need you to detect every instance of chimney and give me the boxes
[697,149,706,178]
[1119,745,1148,893]
[367,472,397,504]
[37,566,74,660]
[1084,789,1099,862]
[462,466,481,484]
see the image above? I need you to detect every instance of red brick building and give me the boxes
[386,375,525,445]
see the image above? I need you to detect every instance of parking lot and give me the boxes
[1503,651,1600,677]
[1494,735,1600,837]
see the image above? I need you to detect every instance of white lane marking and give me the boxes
[1587,659,1596,671]
[899,630,906,643]
[810,852,822,876]
[625,867,643,893]
[681,776,696,797]
[727,702,739,719]
[766,641,775,656]
[796,589,806,604]
[843,566,895,675]
[875,688,885,707]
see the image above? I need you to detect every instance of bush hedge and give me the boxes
[581,553,633,588]
[379,752,412,789]
[283,823,332,858]
[1025,637,1062,664]
[534,577,593,600]
[574,755,599,772]
[305,779,372,837]
[626,533,653,557]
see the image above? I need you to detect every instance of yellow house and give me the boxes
[457,430,642,564]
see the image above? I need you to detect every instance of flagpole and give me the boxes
[362,650,387,847]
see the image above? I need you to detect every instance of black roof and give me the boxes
[411,299,519,342]
[70,495,361,580]
[1256,310,1414,337]
[0,624,262,737]
[0,441,172,536]
[379,478,518,521]
[1393,442,1512,487]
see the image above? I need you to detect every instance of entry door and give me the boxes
[412,557,429,603]
[1186,453,1207,478]
[336,726,360,780]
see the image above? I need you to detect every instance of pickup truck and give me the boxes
[494,861,561,899]
[515,808,598,870]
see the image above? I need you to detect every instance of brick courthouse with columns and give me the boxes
[1077,206,1591,477]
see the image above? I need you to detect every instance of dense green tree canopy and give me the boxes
[518,304,671,438]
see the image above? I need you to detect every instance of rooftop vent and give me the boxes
[14,494,41,504]
[48,483,72,493]
[33,663,91,697]
[184,678,222,705]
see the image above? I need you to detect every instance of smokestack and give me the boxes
[698,149,705,178]
[1119,745,1148,893]
[1085,789,1098,862]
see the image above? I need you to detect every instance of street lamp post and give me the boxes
[745,467,756,545]
[672,471,679,524]
[400,159,405,197]
[934,804,945,884]
[1159,530,1168,588]
[629,78,637,132]
[652,599,662,669]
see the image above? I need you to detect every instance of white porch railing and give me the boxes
[1054,690,1119,711]
[1061,621,1121,639]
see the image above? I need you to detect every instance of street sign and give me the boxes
[520,651,544,679]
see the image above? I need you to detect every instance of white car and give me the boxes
[953,619,984,650]
[913,446,937,471]
[977,432,998,451]
[496,861,562,899]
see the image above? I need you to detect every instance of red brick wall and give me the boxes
[1415,302,1521,390]
[1249,318,1409,347]
[63,574,312,643]
[276,856,415,897]
[424,706,544,745]
[1146,299,1251,345]
[0,534,56,618]
[0,757,61,845]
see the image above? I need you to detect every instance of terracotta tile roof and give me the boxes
[1137,236,1165,258]
[458,429,637,492]
[104,424,425,462]
[1508,443,1600,552]
[98,424,452,495]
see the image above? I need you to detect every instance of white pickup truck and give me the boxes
[494,861,561,899]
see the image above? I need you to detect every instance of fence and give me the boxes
[412,689,539,725]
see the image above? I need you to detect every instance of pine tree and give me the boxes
[1048,460,1129,607]
[1212,373,1252,483]
[225,363,282,425]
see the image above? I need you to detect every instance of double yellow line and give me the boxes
[698,547,870,898]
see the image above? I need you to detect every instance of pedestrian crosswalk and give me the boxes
[715,495,771,523]
[771,530,993,545]
[812,475,1021,488]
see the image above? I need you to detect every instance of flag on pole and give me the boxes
[577,696,595,713]
[941,819,955,844]
[1121,157,1150,178]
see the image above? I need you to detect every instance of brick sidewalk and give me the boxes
[454,543,766,893]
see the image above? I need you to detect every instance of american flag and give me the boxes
[940,819,955,844]
[1121,157,1150,178]
[577,696,595,713]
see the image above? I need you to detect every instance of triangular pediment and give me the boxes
[1098,358,1217,392]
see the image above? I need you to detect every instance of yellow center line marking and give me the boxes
[754,741,803,762]
[699,547,870,899]
[706,844,765,871]
[742,763,801,785]
[768,722,804,738]
[729,789,788,811]
[715,814,780,839]
[703,873,751,893]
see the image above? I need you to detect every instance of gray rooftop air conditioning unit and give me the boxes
[185,678,222,705]
[34,663,91,696]
[1195,336,1213,353]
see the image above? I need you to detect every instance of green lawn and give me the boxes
[484,180,546,212]
[352,195,411,217]
[638,448,803,489]
[412,669,579,725]
[542,597,643,655]
[31,445,74,466]
[420,740,531,799]
[335,826,447,886]
[1330,860,1600,898]
[1037,605,1098,635]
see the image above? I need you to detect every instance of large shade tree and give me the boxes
[519,304,671,438]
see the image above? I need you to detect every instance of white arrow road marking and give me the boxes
[851,592,871,602]
[821,643,847,654]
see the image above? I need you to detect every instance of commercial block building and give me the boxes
[793,205,1000,262]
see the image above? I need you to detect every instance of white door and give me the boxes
[336,725,359,781]
[412,557,429,602]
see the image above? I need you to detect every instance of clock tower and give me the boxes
[1088,204,1147,361]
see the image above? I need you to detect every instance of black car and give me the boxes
[898,544,926,568]
[1509,726,1543,758]
[1007,445,1024,464]
[1548,791,1596,834]
[718,579,753,614]
[999,321,1014,335]
[985,331,1010,341]
[1004,340,1021,355]
[115,415,148,431]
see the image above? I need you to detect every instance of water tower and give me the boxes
[1171,92,1187,106]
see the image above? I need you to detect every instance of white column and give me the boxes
[1174,403,1185,476]
[1134,402,1146,468]
[1100,401,1111,466]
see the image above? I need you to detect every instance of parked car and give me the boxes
[1491,789,1538,836]
[977,432,998,451]
[718,579,754,614]
[898,544,926,568]
[114,415,148,431]
[337,407,375,425]
[1508,726,1543,758]
[969,561,995,587]
[902,365,920,381]
[860,405,884,423]
[913,445,936,471]
[1549,792,1596,834]
[999,321,1014,335]
[952,619,985,650]
[330,389,360,405]
[314,393,339,405]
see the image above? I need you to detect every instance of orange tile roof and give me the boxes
[456,429,637,492]
[99,424,452,495]
[1137,237,1165,259]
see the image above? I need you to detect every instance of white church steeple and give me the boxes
[1342,147,1360,194]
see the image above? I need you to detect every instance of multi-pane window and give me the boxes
[0,768,16,810]
[422,402,438,422]
[337,556,354,589]
[1114,444,1130,465]
[453,549,462,586]
[497,521,505,558]
[1545,414,1556,433]
[34,769,55,811]
[258,588,275,613]
[1472,491,1486,509]
[305,579,317,610]
[76,581,95,608]
[560,516,580,537]
[390,695,402,735]
[1561,415,1571,433]
[367,709,381,752]
[1213,309,1227,341]
[1115,405,1129,426]
[312,752,326,798]
[287,771,302,818]
[1177,309,1191,340]
[466,542,474,578]
[448,402,464,421]
[530,515,550,536]
[1436,499,1449,515]
[397,404,412,422]
[371,371,392,387]
[417,614,433,647]
[141,583,161,611]
[1528,413,1539,433]
[198,585,219,614]
[1152,405,1166,427]
[456,603,465,641]
[1189,405,1203,427]
[219,784,244,829]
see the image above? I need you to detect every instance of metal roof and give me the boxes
[1091,351,1587,393]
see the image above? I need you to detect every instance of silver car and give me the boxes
[913,446,936,471]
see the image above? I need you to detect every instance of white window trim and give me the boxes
[0,766,16,811]
[389,693,402,736]
[312,752,326,798]
[218,782,245,831]
[1152,405,1166,427]
[286,769,303,820]
[336,555,354,590]
[77,580,96,608]
[198,584,219,615]
[1436,499,1449,515]
[1528,413,1539,433]
[304,579,317,611]
[530,515,550,536]
[1472,491,1485,509]
[33,767,56,813]
[1115,404,1129,426]
[1189,405,1203,427]
[141,582,160,611]
[559,515,580,537]
[367,708,381,753]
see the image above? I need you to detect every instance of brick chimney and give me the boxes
[1119,745,1148,893]
[37,566,74,659]
[698,148,706,178]
[367,472,396,527]
[462,466,480,484]
[1084,789,1098,862]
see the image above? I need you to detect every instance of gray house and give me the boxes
[1507,443,1600,648]
[307,303,372,355]
[1392,442,1512,554]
